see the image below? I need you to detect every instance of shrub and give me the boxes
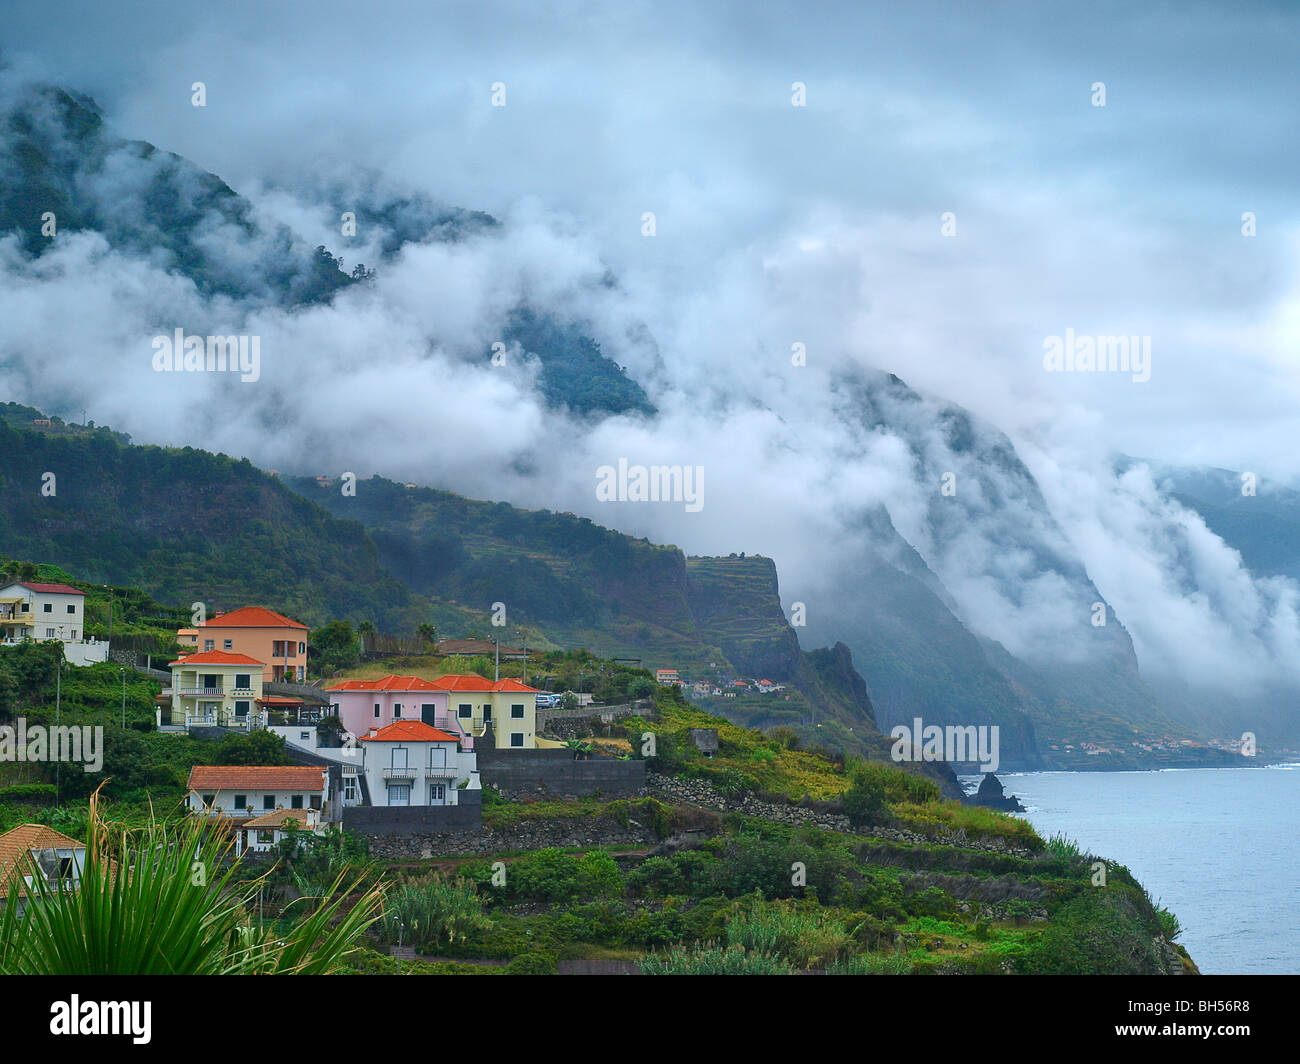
[639,942,790,975]
[0,784,56,805]
[504,950,558,975]
[381,876,492,951]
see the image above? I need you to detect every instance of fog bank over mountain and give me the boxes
[1,2,1297,745]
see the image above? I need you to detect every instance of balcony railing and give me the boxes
[179,687,226,697]
[423,765,460,778]
[382,767,418,780]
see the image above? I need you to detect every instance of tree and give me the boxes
[309,620,361,675]
[417,623,437,649]
[357,621,376,654]
[841,765,887,827]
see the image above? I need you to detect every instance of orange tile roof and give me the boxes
[325,675,445,692]
[360,720,460,743]
[491,678,541,693]
[0,824,85,898]
[240,809,320,830]
[428,674,540,693]
[187,766,327,791]
[201,607,308,630]
[170,650,267,667]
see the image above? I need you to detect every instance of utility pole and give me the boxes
[120,666,127,728]
[494,639,500,682]
[55,659,62,806]
[105,585,113,644]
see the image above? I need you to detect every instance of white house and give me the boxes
[358,719,478,807]
[0,824,90,913]
[237,807,325,855]
[186,765,330,818]
[0,581,108,666]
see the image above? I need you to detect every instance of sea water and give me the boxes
[960,764,1300,975]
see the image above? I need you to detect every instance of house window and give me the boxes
[388,783,411,806]
[429,784,446,804]
[257,830,274,845]
[298,642,305,654]
[204,639,215,652]
[43,603,52,613]
[310,795,321,810]
[202,794,215,807]
[510,733,524,748]
[235,673,251,689]
[234,701,250,717]
[70,629,77,640]
[263,795,275,810]
[66,604,76,614]
[458,703,471,718]
[299,731,311,741]
[297,666,304,681]
[374,703,381,718]
[234,795,247,809]
[58,856,75,881]
[394,703,402,718]
[343,777,358,802]
[511,703,524,719]
[224,639,233,650]
[45,628,55,638]
[291,795,304,809]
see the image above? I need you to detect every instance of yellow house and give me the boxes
[169,650,266,728]
[428,675,540,749]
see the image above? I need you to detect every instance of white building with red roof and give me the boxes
[358,719,479,807]
[186,765,330,818]
[0,580,108,666]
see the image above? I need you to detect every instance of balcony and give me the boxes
[179,687,226,697]
[382,767,418,780]
[423,765,460,778]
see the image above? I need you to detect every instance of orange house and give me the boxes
[177,607,309,682]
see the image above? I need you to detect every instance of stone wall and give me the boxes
[478,747,645,799]
[360,811,661,860]
[343,791,483,835]
[535,700,653,731]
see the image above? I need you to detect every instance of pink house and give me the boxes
[323,676,470,747]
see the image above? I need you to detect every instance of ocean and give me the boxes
[961,764,1300,975]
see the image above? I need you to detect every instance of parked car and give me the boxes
[535,693,562,708]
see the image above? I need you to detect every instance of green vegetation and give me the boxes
[0,796,381,974]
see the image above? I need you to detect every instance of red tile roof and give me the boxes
[491,678,540,693]
[187,766,327,791]
[8,582,84,596]
[360,720,460,743]
[0,824,85,898]
[201,607,307,630]
[170,650,267,667]
[325,675,445,692]
[427,674,540,693]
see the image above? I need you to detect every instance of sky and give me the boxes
[2,0,1299,693]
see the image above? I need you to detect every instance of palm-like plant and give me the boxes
[0,794,383,975]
